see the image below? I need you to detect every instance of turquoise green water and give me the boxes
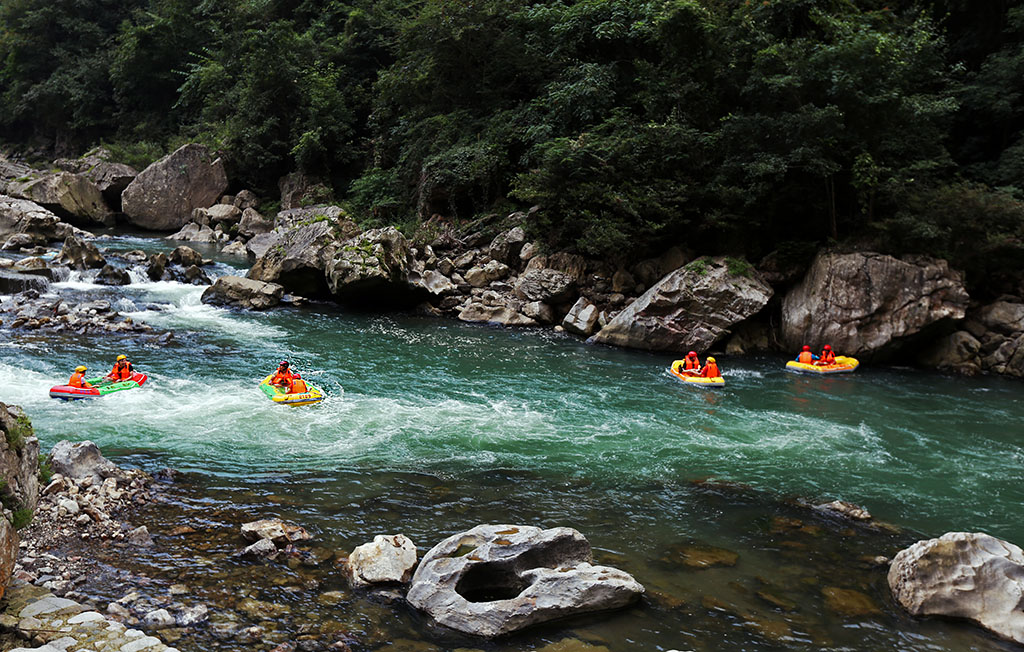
[2,234,1023,651]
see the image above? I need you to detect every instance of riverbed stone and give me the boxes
[142,608,176,630]
[122,143,228,231]
[591,256,773,353]
[0,195,78,247]
[345,534,418,588]
[514,268,577,304]
[889,532,1024,644]
[562,297,600,336]
[167,222,218,243]
[781,252,969,357]
[240,518,312,546]
[97,264,131,286]
[324,227,417,302]
[407,524,644,637]
[168,246,203,268]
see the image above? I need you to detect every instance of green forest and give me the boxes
[1,0,1022,295]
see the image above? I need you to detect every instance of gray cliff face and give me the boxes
[591,256,773,353]
[781,252,969,357]
[0,403,40,601]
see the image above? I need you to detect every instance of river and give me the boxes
[1,233,1022,651]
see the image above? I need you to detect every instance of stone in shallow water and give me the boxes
[821,587,880,617]
[664,543,739,569]
[345,534,418,587]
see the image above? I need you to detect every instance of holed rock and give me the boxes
[57,235,106,270]
[407,524,644,637]
[781,252,969,357]
[8,172,112,226]
[201,276,284,310]
[591,257,773,353]
[889,532,1024,645]
[122,143,228,231]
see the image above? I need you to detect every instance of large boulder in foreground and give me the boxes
[781,252,969,356]
[591,257,773,353]
[345,534,418,588]
[201,276,284,310]
[325,227,418,303]
[407,524,644,637]
[889,532,1024,645]
[122,144,228,231]
[8,172,112,226]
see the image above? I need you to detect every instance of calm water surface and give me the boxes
[1,234,1022,651]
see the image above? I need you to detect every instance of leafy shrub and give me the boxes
[38,454,53,485]
[11,508,32,530]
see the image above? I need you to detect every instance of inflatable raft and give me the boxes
[670,360,725,387]
[259,375,324,406]
[49,372,148,400]
[785,356,860,375]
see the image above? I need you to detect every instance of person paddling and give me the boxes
[796,345,818,364]
[816,344,836,366]
[68,365,93,389]
[270,360,295,392]
[681,351,701,375]
[700,356,721,378]
[106,354,133,381]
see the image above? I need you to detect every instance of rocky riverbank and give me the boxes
[3,144,1023,379]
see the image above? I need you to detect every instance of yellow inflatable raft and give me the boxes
[670,360,725,387]
[259,374,325,406]
[785,356,859,375]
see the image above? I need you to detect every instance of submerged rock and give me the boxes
[345,534,418,588]
[889,532,1024,644]
[240,518,312,546]
[407,524,644,637]
[781,252,969,357]
[122,143,228,231]
[590,256,772,353]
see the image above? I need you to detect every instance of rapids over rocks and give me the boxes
[1,233,1023,651]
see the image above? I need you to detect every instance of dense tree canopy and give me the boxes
[1,0,1022,295]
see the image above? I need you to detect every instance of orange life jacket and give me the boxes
[69,372,91,388]
[110,361,132,380]
[290,379,308,394]
[701,362,720,378]
[683,356,700,370]
[271,370,294,386]
[798,351,814,364]
[820,350,836,364]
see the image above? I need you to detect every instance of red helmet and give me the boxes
[823,345,831,350]
[802,345,811,351]
[293,373,301,379]
[687,351,697,357]
[280,360,289,367]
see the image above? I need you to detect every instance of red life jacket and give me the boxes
[683,356,700,370]
[798,351,814,364]
[271,370,294,386]
[290,379,308,394]
[701,363,720,378]
[821,350,836,364]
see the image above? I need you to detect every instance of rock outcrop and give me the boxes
[345,534,418,588]
[407,524,644,637]
[781,252,969,357]
[514,269,577,304]
[122,144,228,231]
[248,216,360,298]
[967,301,1024,377]
[0,196,77,247]
[237,207,274,239]
[201,276,284,310]
[8,172,112,226]
[0,402,39,601]
[591,257,773,353]
[562,297,601,336]
[889,532,1024,645]
[324,227,418,302]
[54,147,137,210]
